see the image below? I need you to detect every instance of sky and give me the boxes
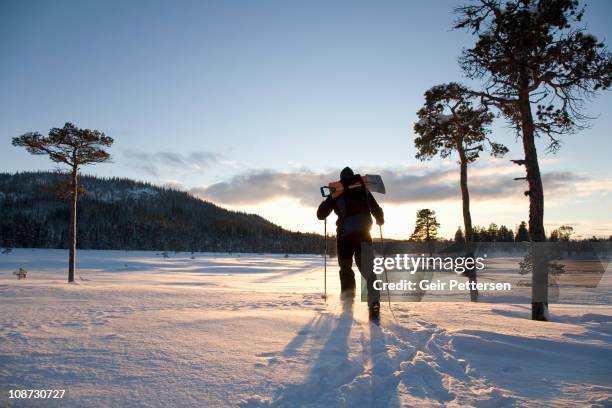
[1,0,611,239]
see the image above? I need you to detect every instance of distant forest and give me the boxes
[1,172,607,254]
[0,172,324,254]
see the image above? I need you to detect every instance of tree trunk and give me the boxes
[518,89,548,320]
[457,143,478,302]
[68,167,78,283]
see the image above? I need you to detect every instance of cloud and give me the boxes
[123,150,221,177]
[189,162,603,207]
[190,170,332,206]
[161,180,186,190]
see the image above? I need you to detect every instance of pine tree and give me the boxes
[498,225,514,242]
[410,209,440,256]
[549,229,560,242]
[414,83,508,301]
[558,225,574,242]
[414,83,507,252]
[516,221,530,242]
[488,223,499,242]
[12,124,113,282]
[455,0,611,320]
[454,227,465,244]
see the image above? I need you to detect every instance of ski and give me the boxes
[320,174,386,198]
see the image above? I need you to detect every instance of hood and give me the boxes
[340,167,354,181]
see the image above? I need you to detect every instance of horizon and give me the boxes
[1,169,594,241]
[1,0,612,239]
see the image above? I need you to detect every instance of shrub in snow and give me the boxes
[13,268,27,279]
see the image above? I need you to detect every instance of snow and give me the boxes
[1,249,610,407]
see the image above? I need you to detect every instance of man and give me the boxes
[317,167,384,320]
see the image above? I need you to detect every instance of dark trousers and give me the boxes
[337,230,380,307]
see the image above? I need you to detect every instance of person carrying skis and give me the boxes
[317,166,384,320]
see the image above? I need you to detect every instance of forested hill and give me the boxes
[0,172,323,254]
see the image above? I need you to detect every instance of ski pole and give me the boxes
[379,225,395,319]
[322,218,327,299]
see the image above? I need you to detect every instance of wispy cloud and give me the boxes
[189,161,605,207]
[123,150,221,177]
[190,170,331,206]
[161,179,186,190]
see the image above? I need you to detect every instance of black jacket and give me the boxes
[317,175,384,237]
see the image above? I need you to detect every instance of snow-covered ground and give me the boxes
[0,249,610,407]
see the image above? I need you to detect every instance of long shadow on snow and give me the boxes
[269,299,401,407]
[368,324,402,407]
[270,300,356,406]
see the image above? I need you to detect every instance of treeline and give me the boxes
[454,222,527,243]
[0,172,323,254]
[454,222,611,243]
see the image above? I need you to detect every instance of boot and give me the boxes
[340,288,356,301]
[369,301,380,322]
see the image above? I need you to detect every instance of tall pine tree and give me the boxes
[12,123,113,282]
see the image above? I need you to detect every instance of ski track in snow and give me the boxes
[250,299,519,408]
[0,249,611,407]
